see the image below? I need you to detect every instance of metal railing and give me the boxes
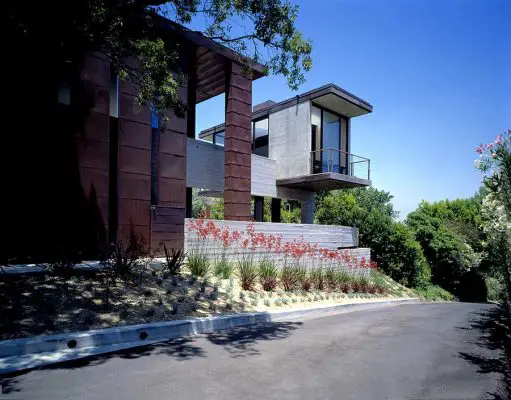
[310,148,371,181]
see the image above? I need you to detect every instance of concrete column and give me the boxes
[254,196,264,222]
[301,196,315,224]
[271,198,281,222]
[224,62,252,221]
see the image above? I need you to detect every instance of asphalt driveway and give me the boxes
[0,303,506,400]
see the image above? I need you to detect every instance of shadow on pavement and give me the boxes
[0,321,302,395]
[458,304,511,400]
[206,321,303,358]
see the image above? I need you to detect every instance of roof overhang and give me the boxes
[158,17,266,104]
[252,83,372,119]
[277,172,371,191]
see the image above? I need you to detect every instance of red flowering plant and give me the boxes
[186,215,375,286]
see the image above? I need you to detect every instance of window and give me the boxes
[214,130,225,146]
[253,117,269,157]
[311,105,349,174]
[150,106,159,205]
[109,72,119,118]
[57,81,71,105]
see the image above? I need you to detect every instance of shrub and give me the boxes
[310,269,325,290]
[301,272,313,292]
[294,266,311,291]
[337,271,352,293]
[486,277,505,302]
[109,225,147,279]
[280,263,299,291]
[46,247,82,278]
[187,250,210,277]
[415,284,453,301]
[325,267,338,290]
[237,255,258,291]
[214,258,233,279]
[259,258,279,291]
[162,244,185,276]
[353,276,370,293]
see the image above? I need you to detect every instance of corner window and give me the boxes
[214,130,225,146]
[253,117,269,157]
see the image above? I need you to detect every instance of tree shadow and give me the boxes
[0,320,302,396]
[206,321,303,358]
[458,305,511,399]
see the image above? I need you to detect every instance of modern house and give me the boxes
[190,84,373,224]
[3,15,372,263]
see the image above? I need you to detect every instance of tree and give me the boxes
[316,188,429,287]
[6,0,312,114]
[406,201,481,292]
[475,130,511,304]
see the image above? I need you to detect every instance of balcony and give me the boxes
[276,148,371,191]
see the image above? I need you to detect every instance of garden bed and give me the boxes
[0,264,415,341]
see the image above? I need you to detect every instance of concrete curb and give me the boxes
[0,298,420,374]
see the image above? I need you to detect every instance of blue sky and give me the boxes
[194,0,511,218]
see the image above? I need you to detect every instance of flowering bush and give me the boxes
[186,217,377,277]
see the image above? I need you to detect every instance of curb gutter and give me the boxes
[0,298,420,374]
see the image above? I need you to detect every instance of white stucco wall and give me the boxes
[269,101,311,179]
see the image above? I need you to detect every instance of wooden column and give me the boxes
[224,62,252,221]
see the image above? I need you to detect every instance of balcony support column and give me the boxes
[301,196,315,224]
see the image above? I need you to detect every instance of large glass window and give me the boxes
[253,117,269,157]
[311,105,349,174]
[323,111,341,173]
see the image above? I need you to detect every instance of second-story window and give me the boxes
[253,117,269,157]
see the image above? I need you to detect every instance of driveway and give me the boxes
[0,303,506,400]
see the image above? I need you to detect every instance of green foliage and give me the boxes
[236,255,258,291]
[316,188,430,288]
[187,250,210,277]
[280,263,299,291]
[415,285,453,302]
[9,0,312,120]
[310,269,325,291]
[259,258,279,291]
[336,270,353,293]
[379,222,431,288]
[406,201,480,292]
[214,258,233,279]
[108,225,147,279]
[162,245,185,276]
[486,277,505,302]
[324,267,338,290]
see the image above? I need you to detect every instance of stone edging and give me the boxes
[0,298,420,374]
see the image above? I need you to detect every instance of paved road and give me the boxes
[0,303,506,400]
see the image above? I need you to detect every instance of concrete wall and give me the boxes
[269,101,311,179]
[187,141,314,202]
[186,138,225,192]
[184,218,368,274]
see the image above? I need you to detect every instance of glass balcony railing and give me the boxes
[310,148,371,181]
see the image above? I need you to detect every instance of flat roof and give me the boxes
[252,83,372,119]
[198,83,372,138]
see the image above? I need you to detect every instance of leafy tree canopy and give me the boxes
[7,0,312,113]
